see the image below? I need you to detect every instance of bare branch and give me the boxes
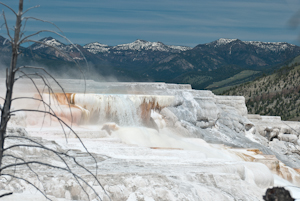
[3,154,45,192]
[2,11,13,42]
[19,36,88,93]
[3,145,90,200]
[19,29,63,45]
[8,108,106,198]
[15,71,69,139]
[1,160,103,201]
[14,72,57,134]
[17,71,48,111]
[0,2,17,16]
[17,72,59,130]
[12,95,67,138]
[22,16,64,34]
[1,161,65,173]
[23,5,40,15]
[282,121,300,136]
[15,66,75,131]
[0,2,105,200]
[18,40,81,67]
[5,135,109,198]
[18,35,88,87]
[3,38,11,45]
[1,173,51,200]
[0,22,6,30]
[0,192,13,198]
[15,66,66,90]
[10,109,96,163]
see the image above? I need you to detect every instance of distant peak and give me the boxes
[217,38,237,41]
[83,42,110,54]
[114,39,168,51]
[39,37,64,45]
[40,36,60,42]
[134,39,148,43]
[84,42,108,46]
[213,38,238,46]
[29,37,65,50]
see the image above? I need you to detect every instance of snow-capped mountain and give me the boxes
[83,42,110,54]
[112,39,192,52]
[28,37,90,61]
[30,37,67,51]
[14,36,300,90]
[209,38,238,47]
[83,39,192,54]
[243,41,293,52]
[209,38,295,53]
[168,45,192,52]
[113,39,170,51]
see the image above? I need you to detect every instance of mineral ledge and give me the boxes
[1,79,300,201]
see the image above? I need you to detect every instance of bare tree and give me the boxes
[0,1,109,200]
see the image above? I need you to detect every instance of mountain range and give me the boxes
[1,35,300,90]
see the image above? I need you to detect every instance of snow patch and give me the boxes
[114,39,169,51]
[210,38,296,52]
[214,38,238,46]
[167,45,192,51]
[33,38,65,50]
[113,39,191,52]
[83,40,191,53]
[83,42,110,54]
[244,41,293,52]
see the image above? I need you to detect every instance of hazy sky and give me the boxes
[2,0,300,47]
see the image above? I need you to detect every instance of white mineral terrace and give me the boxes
[1,79,300,200]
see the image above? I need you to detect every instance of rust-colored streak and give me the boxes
[35,93,85,125]
[247,149,263,155]
[294,169,300,174]
[54,93,73,105]
[71,94,75,104]
[140,100,153,125]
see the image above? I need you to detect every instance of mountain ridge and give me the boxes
[1,36,300,89]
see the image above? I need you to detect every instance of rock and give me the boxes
[263,127,280,141]
[263,187,295,201]
[6,127,28,136]
[278,133,298,144]
[102,122,120,134]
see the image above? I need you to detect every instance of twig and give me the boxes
[0,192,13,198]
[0,2,17,16]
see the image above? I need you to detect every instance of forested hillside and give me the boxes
[223,57,300,120]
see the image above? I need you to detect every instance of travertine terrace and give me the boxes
[1,79,300,200]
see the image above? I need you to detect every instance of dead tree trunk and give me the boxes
[0,1,109,200]
[0,0,23,170]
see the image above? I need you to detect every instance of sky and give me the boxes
[2,0,300,47]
